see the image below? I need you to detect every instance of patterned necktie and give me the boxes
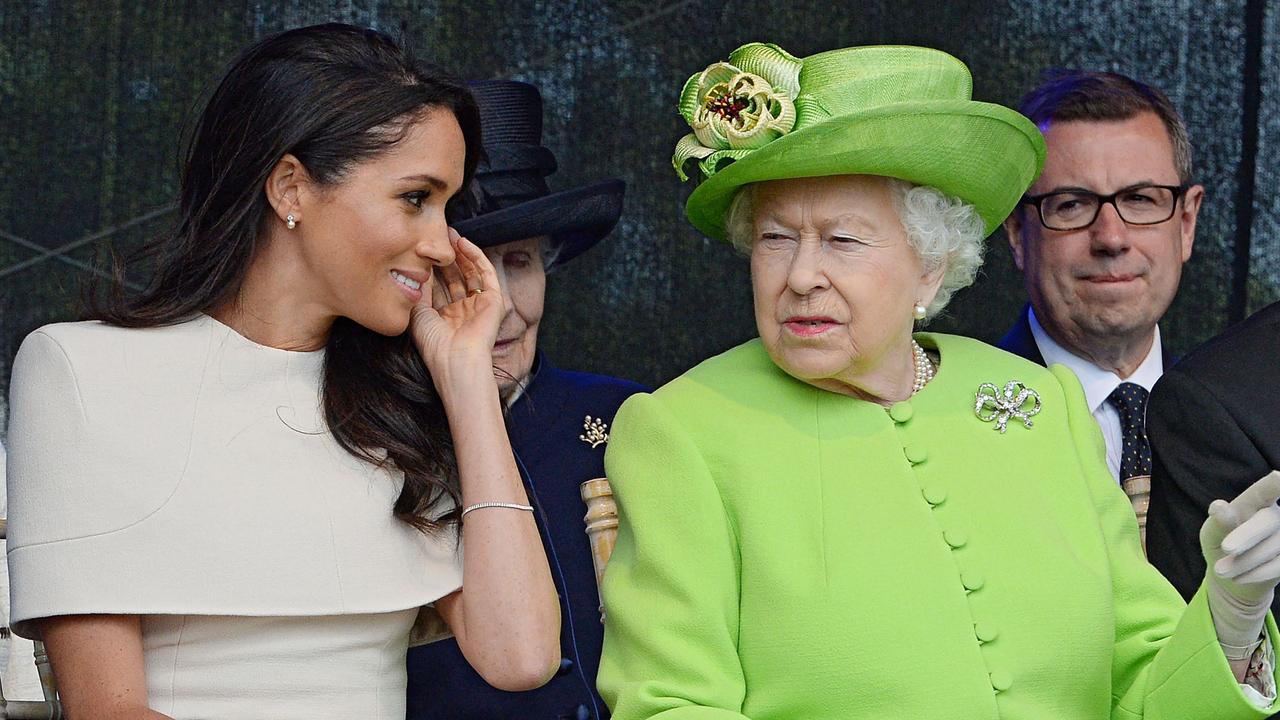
[1107,382,1152,481]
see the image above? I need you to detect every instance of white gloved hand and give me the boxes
[1202,470,1280,659]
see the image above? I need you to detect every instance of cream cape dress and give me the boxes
[6,315,463,719]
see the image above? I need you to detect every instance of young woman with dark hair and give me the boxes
[5,23,559,719]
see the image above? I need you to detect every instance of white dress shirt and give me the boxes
[1028,307,1164,482]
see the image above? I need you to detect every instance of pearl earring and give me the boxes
[913,303,927,320]
[286,213,297,230]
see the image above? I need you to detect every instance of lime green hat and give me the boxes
[673,43,1046,240]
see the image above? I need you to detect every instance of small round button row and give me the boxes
[903,444,928,464]
[962,571,985,592]
[989,669,1013,693]
[557,657,575,676]
[922,485,947,506]
[889,402,914,423]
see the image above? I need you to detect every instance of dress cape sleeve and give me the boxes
[6,327,463,639]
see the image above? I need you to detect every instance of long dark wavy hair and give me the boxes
[85,23,482,534]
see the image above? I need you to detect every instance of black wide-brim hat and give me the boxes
[449,80,625,267]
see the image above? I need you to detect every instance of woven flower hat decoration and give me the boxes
[673,43,1046,240]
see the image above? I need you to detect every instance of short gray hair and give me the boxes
[1019,69,1193,185]
[724,178,985,321]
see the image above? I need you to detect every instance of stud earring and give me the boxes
[913,303,927,321]
[286,213,297,230]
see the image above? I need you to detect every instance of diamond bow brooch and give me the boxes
[975,381,1042,433]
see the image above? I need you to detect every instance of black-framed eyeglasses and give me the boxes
[1020,184,1188,231]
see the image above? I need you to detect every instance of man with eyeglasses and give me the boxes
[999,70,1204,519]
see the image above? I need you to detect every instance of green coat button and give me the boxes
[922,486,947,506]
[888,402,913,423]
[990,669,1013,692]
[944,529,968,548]
[904,444,928,464]
[962,572,985,592]
[974,622,999,643]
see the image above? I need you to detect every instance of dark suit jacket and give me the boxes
[406,353,648,720]
[1146,301,1280,608]
[996,304,1048,366]
[997,304,1173,370]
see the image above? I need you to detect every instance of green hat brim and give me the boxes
[685,100,1046,240]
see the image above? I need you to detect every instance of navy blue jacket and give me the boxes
[996,304,1048,366]
[406,353,648,720]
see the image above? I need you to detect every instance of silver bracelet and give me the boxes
[460,501,534,520]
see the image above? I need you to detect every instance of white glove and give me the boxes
[1202,470,1280,659]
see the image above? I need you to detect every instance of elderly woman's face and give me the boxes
[749,175,941,395]
[484,236,548,398]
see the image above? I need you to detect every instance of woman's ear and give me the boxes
[264,154,309,227]
[917,261,946,312]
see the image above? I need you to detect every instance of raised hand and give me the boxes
[1201,470,1280,658]
[410,228,505,394]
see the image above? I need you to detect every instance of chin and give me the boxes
[493,355,528,390]
[351,308,412,337]
[1083,314,1154,338]
[768,345,845,382]
[496,375,521,399]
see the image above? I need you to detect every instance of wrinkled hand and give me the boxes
[410,228,505,393]
[1201,470,1280,656]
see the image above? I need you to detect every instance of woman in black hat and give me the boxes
[406,79,647,720]
[5,26,559,719]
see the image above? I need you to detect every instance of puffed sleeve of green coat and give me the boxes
[1051,364,1280,719]
[597,391,750,719]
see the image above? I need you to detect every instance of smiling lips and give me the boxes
[783,316,839,336]
[391,269,426,302]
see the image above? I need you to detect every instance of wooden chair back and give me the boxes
[1122,475,1151,556]
[580,479,619,623]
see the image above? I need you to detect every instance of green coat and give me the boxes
[598,333,1279,720]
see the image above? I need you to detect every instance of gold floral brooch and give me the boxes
[580,415,609,448]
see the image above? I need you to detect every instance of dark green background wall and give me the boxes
[2,0,1277,427]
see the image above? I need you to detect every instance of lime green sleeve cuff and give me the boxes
[1138,586,1280,718]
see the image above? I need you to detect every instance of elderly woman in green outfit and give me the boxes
[597,43,1280,720]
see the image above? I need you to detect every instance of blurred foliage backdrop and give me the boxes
[2,0,1278,431]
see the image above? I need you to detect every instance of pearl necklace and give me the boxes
[911,339,936,395]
